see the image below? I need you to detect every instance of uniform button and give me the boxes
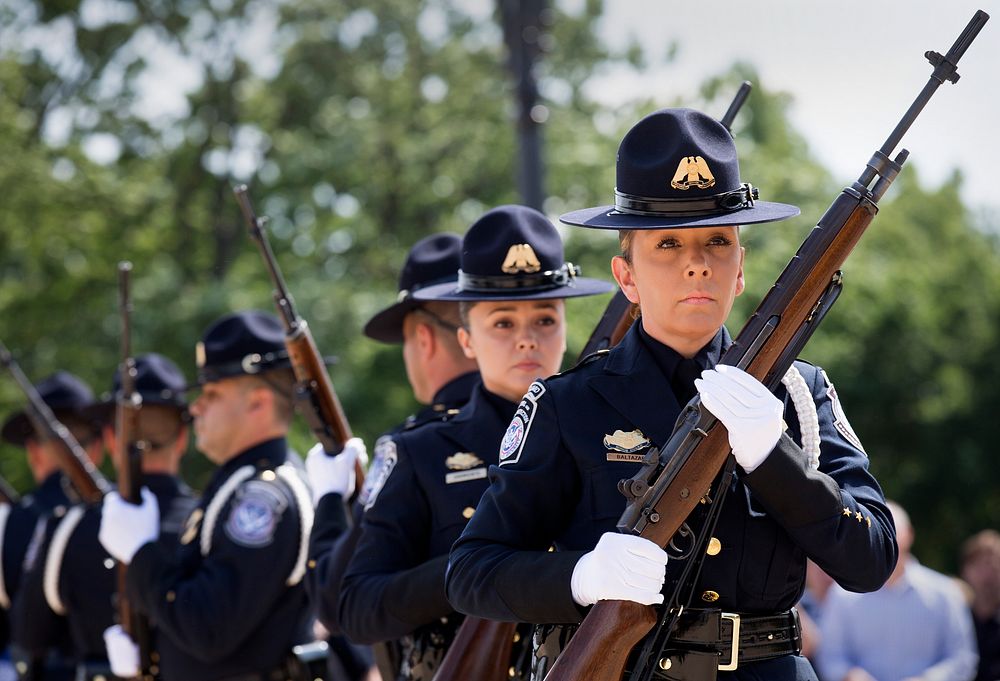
[508,667,516,678]
[166,591,176,602]
[512,631,521,643]
[308,560,317,569]
[151,652,160,663]
[104,558,115,569]
[261,470,277,482]
[659,658,673,671]
[94,675,106,681]
[701,590,720,603]
[706,538,722,556]
[447,409,461,416]
[462,507,475,519]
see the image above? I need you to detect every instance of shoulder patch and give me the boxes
[223,480,287,548]
[820,369,867,456]
[499,381,546,467]
[360,436,398,511]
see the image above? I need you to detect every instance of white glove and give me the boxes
[570,532,668,607]
[696,364,783,474]
[99,488,160,564]
[103,624,140,678]
[306,437,367,504]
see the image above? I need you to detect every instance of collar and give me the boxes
[34,471,72,511]
[637,323,726,383]
[213,437,288,487]
[430,371,480,411]
[438,383,518,455]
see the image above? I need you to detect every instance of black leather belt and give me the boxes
[651,608,802,679]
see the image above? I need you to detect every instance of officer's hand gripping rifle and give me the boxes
[113,262,155,681]
[545,11,988,681]
[233,186,365,489]
[0,343,111,504]
[580,81,753,356]
[432,81,758,681]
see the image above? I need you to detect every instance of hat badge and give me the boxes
[501,243,542,274]
[670,155,716,191]
[195,341,206,369]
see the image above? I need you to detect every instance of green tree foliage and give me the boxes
[1,1,997,569]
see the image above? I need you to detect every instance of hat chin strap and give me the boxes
[457,263,580,293]
[614,183,758,218]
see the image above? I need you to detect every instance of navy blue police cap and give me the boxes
[1,371,99,446]
[414,204,614,302]
[195,310,292,385]
[363,232,463,343]
[86,353,190,424]
[561,108,800,230]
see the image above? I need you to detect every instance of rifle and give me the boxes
[578,81,753,357]
[545,11,989,681]
[433,81,761,681]
[113,262,155,681]
[0,342,111,504]
[233,187,365,484]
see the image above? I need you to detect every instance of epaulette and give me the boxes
[403,406,461,431]
[557,348,610,376]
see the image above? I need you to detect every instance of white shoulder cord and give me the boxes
[43,505,86,615]
[781,365,821,470]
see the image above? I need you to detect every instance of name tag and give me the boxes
[606,452,646,463]
[445,468,488,484]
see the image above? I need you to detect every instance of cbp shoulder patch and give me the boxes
[499,381,546,468]
[224,480,288,548]
[820,369,867,456]
[360,436,398,511]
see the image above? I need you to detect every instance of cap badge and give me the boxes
[603,429,650,454]
[446,452,484,470]
[501,243,542,274]
[670,155,716,190]
[195,341,206,368]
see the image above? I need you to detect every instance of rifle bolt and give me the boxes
[659,658,673,671]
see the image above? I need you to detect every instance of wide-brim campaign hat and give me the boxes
[560,108,800,230]
[363,233,464,344]
[414,205,615,302]
[195,310,294,385]
[86,353,190,424]
[1,371,99,446]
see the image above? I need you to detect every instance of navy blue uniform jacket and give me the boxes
[339,383,515,645]
[306,371,479,635]
[447,324,897,626]
[12,474,195,664]
[126,438,312,681]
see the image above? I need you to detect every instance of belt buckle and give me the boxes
[718,612,740,671]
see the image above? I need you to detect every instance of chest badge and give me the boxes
[446,452,484,470]
[604,429,651,463]
[179,508,204,546]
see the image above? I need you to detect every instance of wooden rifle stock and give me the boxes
[233,186,365,489]
[433,619,518,681]
[113,262,155,681]
[0,342,111,504]
[546,12,988,681]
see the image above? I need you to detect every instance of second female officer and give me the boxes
[337,204,613,681]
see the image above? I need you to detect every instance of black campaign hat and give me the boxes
[363,233,463,344]
[414,204,614,302]
[195,310,292,385]
[1,371,98,446]
[560,108,800,230]
[86,353,189,424]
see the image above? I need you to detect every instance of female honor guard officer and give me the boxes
[446,109,898,681]
[338,205,613,681]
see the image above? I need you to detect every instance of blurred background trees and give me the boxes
[1,0,997,571]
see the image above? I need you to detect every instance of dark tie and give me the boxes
[672,358,702,406]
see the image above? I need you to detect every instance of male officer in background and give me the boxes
[12,354,196,680]
[1,371,104,680]
[99,311,315,681]
[304,233,479,679]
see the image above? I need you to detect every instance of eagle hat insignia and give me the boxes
[445,452,484,471]
[603,429,650,454]
[670,155,716,190]
[501,243,542,274]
